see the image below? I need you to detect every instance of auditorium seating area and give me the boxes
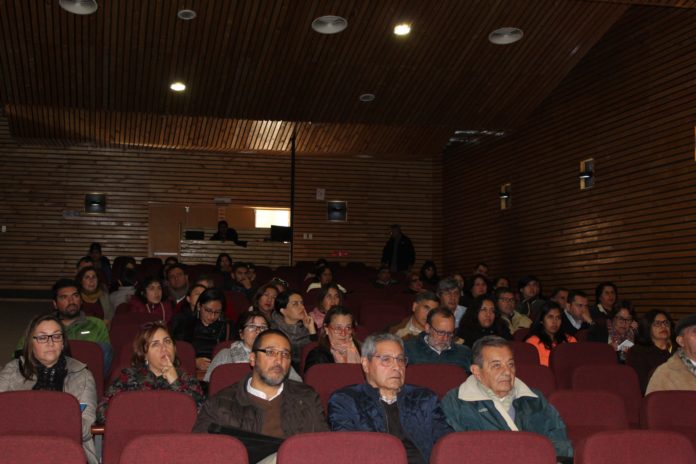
[3,256,695,463]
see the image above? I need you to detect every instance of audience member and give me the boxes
[561,289,594,336]
[88,242,112,284]
[495,287,532,335]
[228,262,255,300]
[588,301,637,362]
[626,309,674,394]
[215,252,234,288]
[526,302,577,366]
[458,295,511,348]
[381,224,416,274]
[461,273,489,308]
[268,277,289,295]
[76,255,94,270]
[390,291,439,341]
[76,265,113,322]
[646,313,696,394]
[308,283,343,330]
[592,281,618,321]
[549,287,569,310]
[492,276,510,291]
[516,275,544,320]
[109,267,137,310]
[403,272,425,294]
[405,308,472,372]
[194,330,327,462]
[306,265,346,293]
[128,275,174,324]
[419,260,440,288]
[270,290,317,371]
[165,263,189,305]
[329,333,451,464]
[442,335,573,460]
[373,266,398,288]
[210,219,247,247]
[251,283,279,320]
[305,306,361,373]
[1,314,98,464]
[98,321,204,422]
[437,278,466,328]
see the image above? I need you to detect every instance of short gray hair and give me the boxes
[437,278,459,295]
[472,335,511,367]
[361,333,404,359]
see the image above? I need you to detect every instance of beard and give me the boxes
[257,365,288,387]
[58,304,80,320]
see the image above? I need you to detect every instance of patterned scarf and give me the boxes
[678,349,696,376]
[81,287,102,304]
[607,319,635,347]
[32,353,68,391]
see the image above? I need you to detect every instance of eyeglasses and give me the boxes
[616,317,633,324]
[429,327,455,338]
[254,348,291,360]
[201,306,222,316]
[372,354,408,367]
[149,338,174,349]
[244,324,268,333]
[499,297,515,303]
[329,325,353,334]
[652,320,670,328]
[32,333,64,344]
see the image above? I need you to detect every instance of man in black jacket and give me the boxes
[381,224,415,274]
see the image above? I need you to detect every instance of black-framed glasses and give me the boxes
[652,320,670,328]
[201,306,222,316]
[33,333,64,344]
[254,348,291,360]
[429,327,455,338]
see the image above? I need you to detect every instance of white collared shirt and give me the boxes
[246,377,284,401]
[564,309,582,329]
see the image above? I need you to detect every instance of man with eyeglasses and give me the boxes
[442,336,573,462]
[390,291,440,341]
[194,329,327,462]
[328,333,452,464]
[495,287,532,335]
[404,308,473,372]
[646,313,696,394]
[16,278,112,373]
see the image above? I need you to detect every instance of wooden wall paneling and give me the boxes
[442,7,696,319]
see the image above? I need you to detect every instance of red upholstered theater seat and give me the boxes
[0,435,86,463]
[515,363,556,397]
[69,340,105,399]
[549,342,616,389]
[277,431,407,464]
[0,391,82,443]
[510,341,541,365]
[641,390,696,452]
[576,430,696,464]
[572,364,642,427]
[120,433,248,464]
[405,363,468,398]
[304,363,364,414]
[208,363,252,396]
[431,431,557,464]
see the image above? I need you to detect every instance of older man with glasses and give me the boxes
[195,329,327,463]
[404,308,472,373]
[328,333,452,464]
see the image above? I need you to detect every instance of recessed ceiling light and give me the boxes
[359,93,375,102]
[311,15,348,35]
[488,27,524,45]
[59,0,98,15]
[170,82,186,92]
[177,9,197,20]
[393,23,411,36]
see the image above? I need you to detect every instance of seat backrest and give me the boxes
[572,364,642,427]
[102,390,198,464]
[576,430,696,464]
[208,363,252,396]
[68,340,105,399]
[642,391,696,451]
[512,327,530,341]
[212,339,234,358]
[548,390,628,448]
[223,291,251,321]
[299,341,319,375]
[0,435,86,462]
[405,364,467,398]
[549,342,617,389]
[304,364,364,413]
[510,341,541,365]
[277,431,406,464]
[0,391,82,443]
[515,363,556,397]
[359,305,410,334]
[120,433,248,464]
[430,431,557,464]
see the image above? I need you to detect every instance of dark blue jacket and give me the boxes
[404,332,473,373]
[328,383,452,462]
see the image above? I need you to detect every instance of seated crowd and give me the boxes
[1,244,695,463]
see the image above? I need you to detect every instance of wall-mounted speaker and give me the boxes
[327,201,347,222]
[85,193,106,214]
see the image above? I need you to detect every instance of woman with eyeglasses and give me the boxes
[204,311,302,382]
[525,302,577,366]
[457,295,511,348]
[626,309,675,394]
[0,314,99,463]
[171,288,233,372]
[98,321,204,422]
[588,301,638,362]
[304,306,361,373]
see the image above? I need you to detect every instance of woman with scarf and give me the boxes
[0,314,99,463]
[77,265,113,323]
[304,306,361,373]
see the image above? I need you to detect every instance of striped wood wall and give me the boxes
[443,6,696,318]
[0,121,441,290]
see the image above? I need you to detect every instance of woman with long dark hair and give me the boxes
[626,309,675,393]
[457,294,511,348]
[525,302,577,366]
[304,306,361,373]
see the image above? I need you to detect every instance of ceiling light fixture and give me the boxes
[311,15,348,35]
[59,0,98,15]
[170,82,187,92]
[488,27,524,45]
[177,9,197,20]
[393,23,411,36]
[359,93,375,102]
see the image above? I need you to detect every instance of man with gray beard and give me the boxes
[194,329,327,462]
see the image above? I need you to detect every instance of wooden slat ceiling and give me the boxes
[0,0,682,158]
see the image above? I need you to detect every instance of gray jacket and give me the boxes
[0,356,98,464]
